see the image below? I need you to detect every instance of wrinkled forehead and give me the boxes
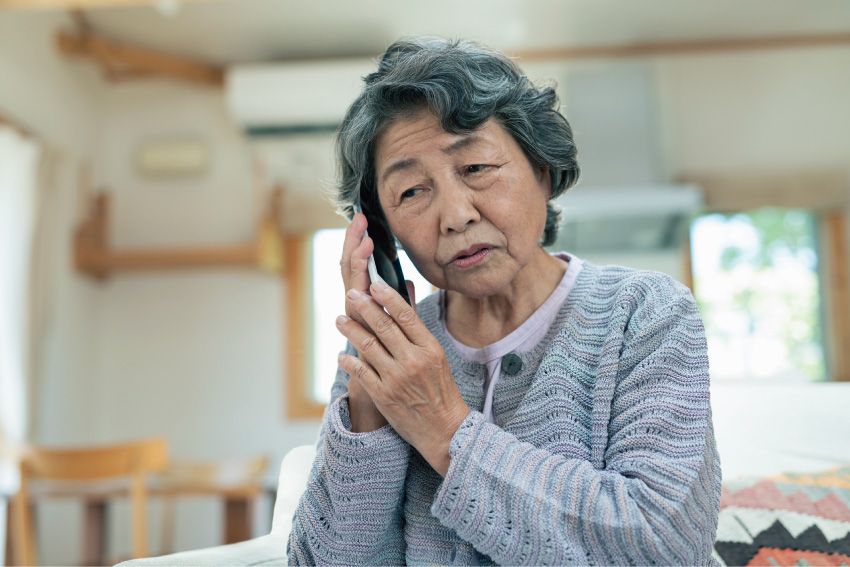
[374,110,452,164]
[374,113,504,182]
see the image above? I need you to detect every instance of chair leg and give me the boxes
[5,500,13,567]
[159,496,175,556]
[224,497,253,544]
[11,493,37,567]
[82,500,108,566]
[130,474,147,558]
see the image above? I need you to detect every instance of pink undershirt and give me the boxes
[440,252,584,423]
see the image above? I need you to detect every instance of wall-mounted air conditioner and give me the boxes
[225,59,375,136]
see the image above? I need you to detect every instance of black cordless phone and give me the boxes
[353,202,412,305]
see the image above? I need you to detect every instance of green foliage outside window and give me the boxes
[691,208,825,381]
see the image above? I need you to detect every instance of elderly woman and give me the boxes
[288,37,721,566]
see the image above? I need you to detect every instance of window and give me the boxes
[0,121,40,498]
[309,228,435,404]
[689,208,826,381]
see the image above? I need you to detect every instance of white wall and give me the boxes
[0,10,106,565]
[656,46,850,175]
[0,10,105,445]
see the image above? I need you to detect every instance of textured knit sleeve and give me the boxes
[287,341,412,565]
[430,284,721,566]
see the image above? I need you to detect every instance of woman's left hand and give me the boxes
[336,280,469,476]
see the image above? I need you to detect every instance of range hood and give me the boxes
[547,64,702,253]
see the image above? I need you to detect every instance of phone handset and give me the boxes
[352,202,412,305]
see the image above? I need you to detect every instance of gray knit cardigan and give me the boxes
[288,259,722,566]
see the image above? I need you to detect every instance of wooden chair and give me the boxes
[11,437,168,566]
[156,454,269,554]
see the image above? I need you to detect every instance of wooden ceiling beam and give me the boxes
[0,0,207,10]
[56,29,224,86]
[0,112,36,139]
[512,32,850,61]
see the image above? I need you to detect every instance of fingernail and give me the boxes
[371,280,389,294]
[347,288,365,300]
[336,315,349,327]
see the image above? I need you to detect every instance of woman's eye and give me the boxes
[400,187,422,201]
[465,164,491,175]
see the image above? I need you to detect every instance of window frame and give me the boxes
[284,233,326,420]
[820,210,850,381]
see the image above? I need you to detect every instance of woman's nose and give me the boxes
[438,185,481,235]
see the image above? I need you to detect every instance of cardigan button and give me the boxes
[502,352,523,375]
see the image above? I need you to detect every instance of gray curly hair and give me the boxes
[335,36,579,246]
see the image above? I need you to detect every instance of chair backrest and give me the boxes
[271,445,316,537]
[19,438,168,481]
[158,454,268,487]
[12,437,168,566]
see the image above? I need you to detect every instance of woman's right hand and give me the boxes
[339,212,388,432]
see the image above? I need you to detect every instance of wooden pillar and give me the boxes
[822,211,850,381]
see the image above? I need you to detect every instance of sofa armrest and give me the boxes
[271,444,315,534]
[115,533,285,566]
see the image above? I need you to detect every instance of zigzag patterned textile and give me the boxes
[714,465,850,566]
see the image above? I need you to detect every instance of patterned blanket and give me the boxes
[714,465,850,566]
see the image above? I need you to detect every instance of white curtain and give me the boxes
[0,124,41,562]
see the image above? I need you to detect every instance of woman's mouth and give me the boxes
[452,246,491,268]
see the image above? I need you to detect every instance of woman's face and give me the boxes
[374,110,551,298]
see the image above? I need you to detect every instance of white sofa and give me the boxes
[710,381,850,479]
[121,382,850,566]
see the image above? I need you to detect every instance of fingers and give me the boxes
[336,312,395,376]
[340,213,371,292]
[369,280,431,346]
[346,288,410,357]
[340,214,363,283]
[338,353,381,400]
[349,235,373,294]
[341,213,374,325]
